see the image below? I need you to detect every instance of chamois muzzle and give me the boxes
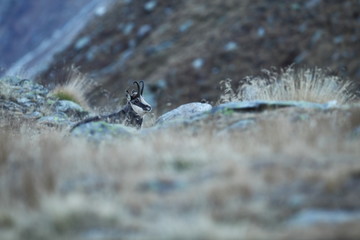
[128,81,152,115]
[144,105,152,112]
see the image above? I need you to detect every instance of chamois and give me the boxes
[70,81,152,131]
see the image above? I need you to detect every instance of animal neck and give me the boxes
[124,102,140,117]
[128,102,148,117]
[123,102,143,129]
[122,103,132,113]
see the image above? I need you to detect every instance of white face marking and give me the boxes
[131,104,147,116]
[139,96,151,108]
[130,95,151,116]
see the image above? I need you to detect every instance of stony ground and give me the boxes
[1,75,360,239]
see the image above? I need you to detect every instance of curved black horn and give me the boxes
[133,81,140,96]
[139,80,144,95]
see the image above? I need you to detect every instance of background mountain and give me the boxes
[0,0,114,76]
[2,0,360,114]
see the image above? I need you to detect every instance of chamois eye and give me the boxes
[133,99,139,104]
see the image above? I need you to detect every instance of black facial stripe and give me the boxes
[131,98,150,109]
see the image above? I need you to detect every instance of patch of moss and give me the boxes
[0,213,14,228]
[173,158,193,171]
[221,108,235,116]
[52,91,82,106]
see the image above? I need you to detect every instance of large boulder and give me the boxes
[0,76,90,128]
[53,100,89,119]
[211,100,337,114]
[156,102,212,126]
[70,121,135,141]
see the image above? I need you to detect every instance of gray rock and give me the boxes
[224,41,238,52]
[145,40,173,56]
[75,36,91,50]
[306,0,321,8]
[122,22,135,35]
[138,177,186,193]
[16,97,31,105]
[217,119,256,136]
[287,209,360,227]
[71,121,135,141]
[1,76,25,85]
[179,20,193,32]
[257,27,265,37]
[24,111,43,119]
[311,30,323,44]
[156,102,212,125]
[192,58,204,70]
[144,1,157,12]
[0,100,24,113]
[294,51,309,63]
[137,24,152,38]
[227,118,256,130]
[1,76,93,126]
[53,100,88,119]
[59,174,118,194]
[94,5,107,16]
[333,35,344,44]
[212,100,338,114]
[349,126,360,139]
[38,113,70,126]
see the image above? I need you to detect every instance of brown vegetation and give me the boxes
[1,105,360,239]
[50,67,93,110]
[220,67,357,104]
[1,67,360,239]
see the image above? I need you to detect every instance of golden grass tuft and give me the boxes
[0,78,18,100]
[50,67,93,110]
[220,67,357,104]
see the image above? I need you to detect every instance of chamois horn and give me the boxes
[139,80,144,95]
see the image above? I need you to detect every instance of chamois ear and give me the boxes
[133,81,141,97]
[139,80,144,95]
[126,89,131,101]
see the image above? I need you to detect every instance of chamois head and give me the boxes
[126,81,152,116]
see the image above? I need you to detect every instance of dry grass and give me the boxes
[1,106,360,239]
[0,77,26,101]
[1,67,360,239]
[0,80,12,100]
[49,67,93,110]
[219,67,357,104]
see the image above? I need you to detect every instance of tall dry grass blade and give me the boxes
[228,67,357,104]
[50,66,93,110]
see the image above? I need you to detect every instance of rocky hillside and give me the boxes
[37,0,360,113]
[1,71,360,239]
[0,0,91,69]
[1,0,116,77]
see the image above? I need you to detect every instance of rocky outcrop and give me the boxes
[71,121,135,141]
[0,76,89,127]
[156,102,212,126]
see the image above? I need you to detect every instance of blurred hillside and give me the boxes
[36,0,360,113]
[1,0,115,77]
[0,0,88,69]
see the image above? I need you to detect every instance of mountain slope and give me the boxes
[37,0,360,113]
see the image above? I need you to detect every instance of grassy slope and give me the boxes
[1,69,360,239]
[1,105,360,239]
